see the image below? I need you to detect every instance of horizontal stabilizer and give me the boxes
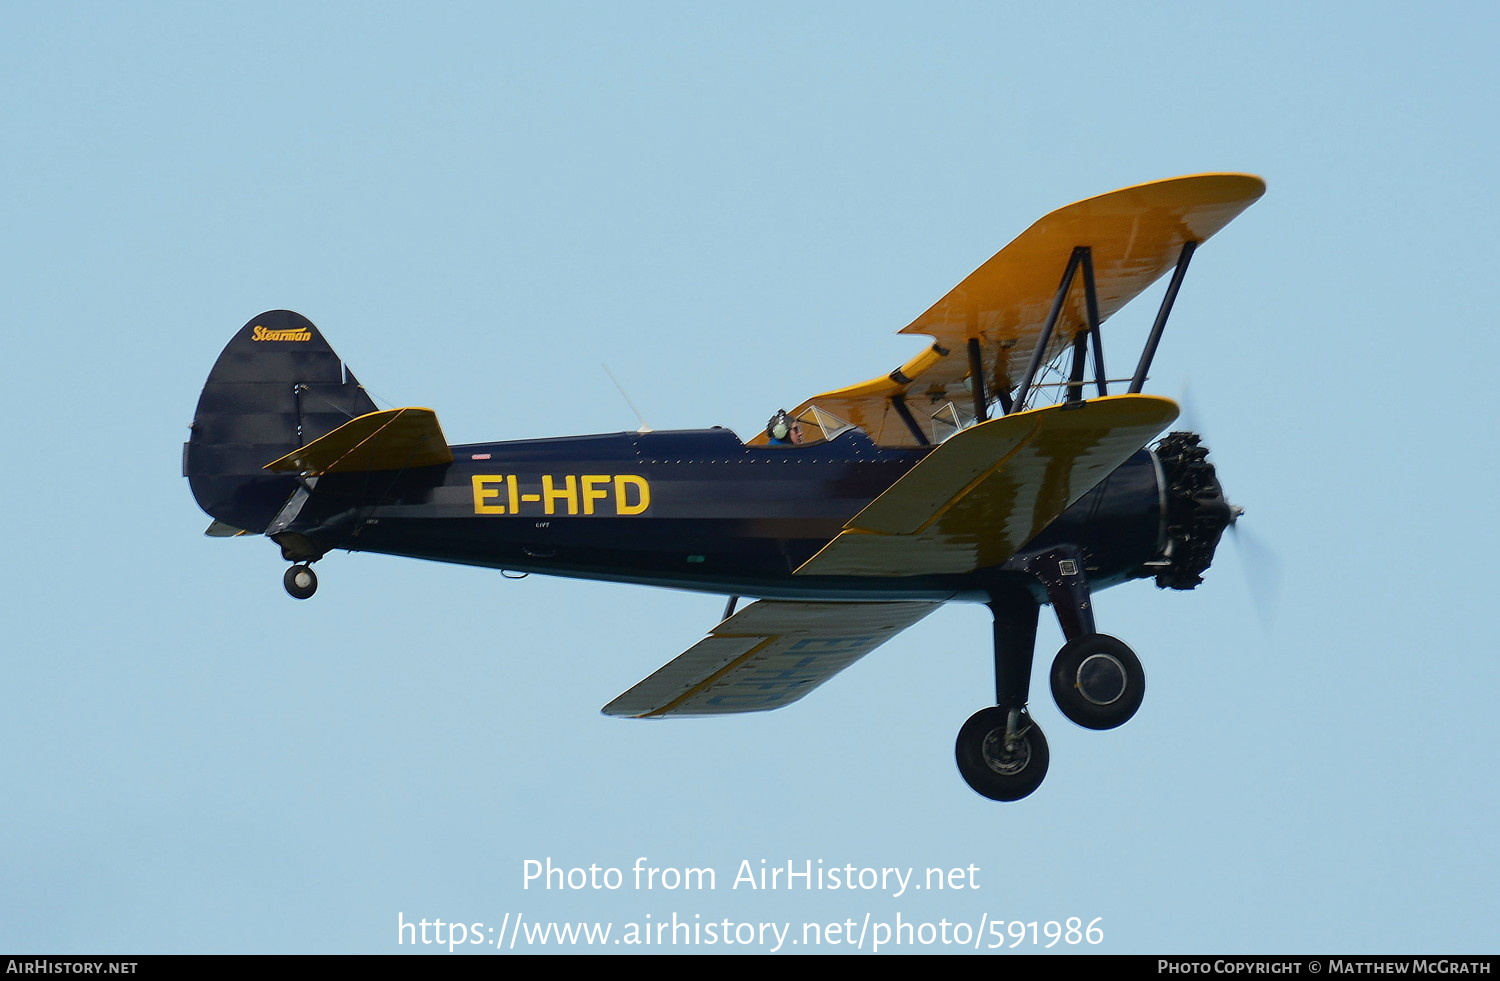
[795,395,1177,577]
[263,408,453,475]
[603,600,939,717]
[203,520,248,537]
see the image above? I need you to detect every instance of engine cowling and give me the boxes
[1150,432,1234,590]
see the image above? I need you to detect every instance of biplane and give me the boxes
[185,173,1264,801]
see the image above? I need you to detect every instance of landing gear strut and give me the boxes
[283,563,317,600]
[955,584,1049,801]
[955,549,1148,802]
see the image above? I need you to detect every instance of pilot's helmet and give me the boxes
[767,409,792,442]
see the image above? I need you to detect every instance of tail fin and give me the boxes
[184,311,378,534]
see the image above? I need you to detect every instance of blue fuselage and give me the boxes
[282,427,1165,603]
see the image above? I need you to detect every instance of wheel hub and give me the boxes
[980,727,1031,775]
[1075,653,1127,705]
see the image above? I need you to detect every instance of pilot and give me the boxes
[766,409,802,445]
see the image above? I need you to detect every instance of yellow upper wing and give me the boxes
[770,174,1263,447]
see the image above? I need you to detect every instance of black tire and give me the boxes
[283,564,318,600]
[955,707,1049,801]
[1049,633,1144,730]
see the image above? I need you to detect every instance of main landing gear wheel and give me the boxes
[955,707,1049,801]
[1049,633,1144,730]
[283,564,318,600]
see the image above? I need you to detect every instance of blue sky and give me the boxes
[3,0,1497,954]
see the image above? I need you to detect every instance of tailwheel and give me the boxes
[283,563,318,600]
[955,707,1049,801]
[1049,633,1144,730]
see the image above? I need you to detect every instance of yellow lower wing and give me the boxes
[263,408,453,475]
[795,395,1177,577]
[603,600,940,717]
